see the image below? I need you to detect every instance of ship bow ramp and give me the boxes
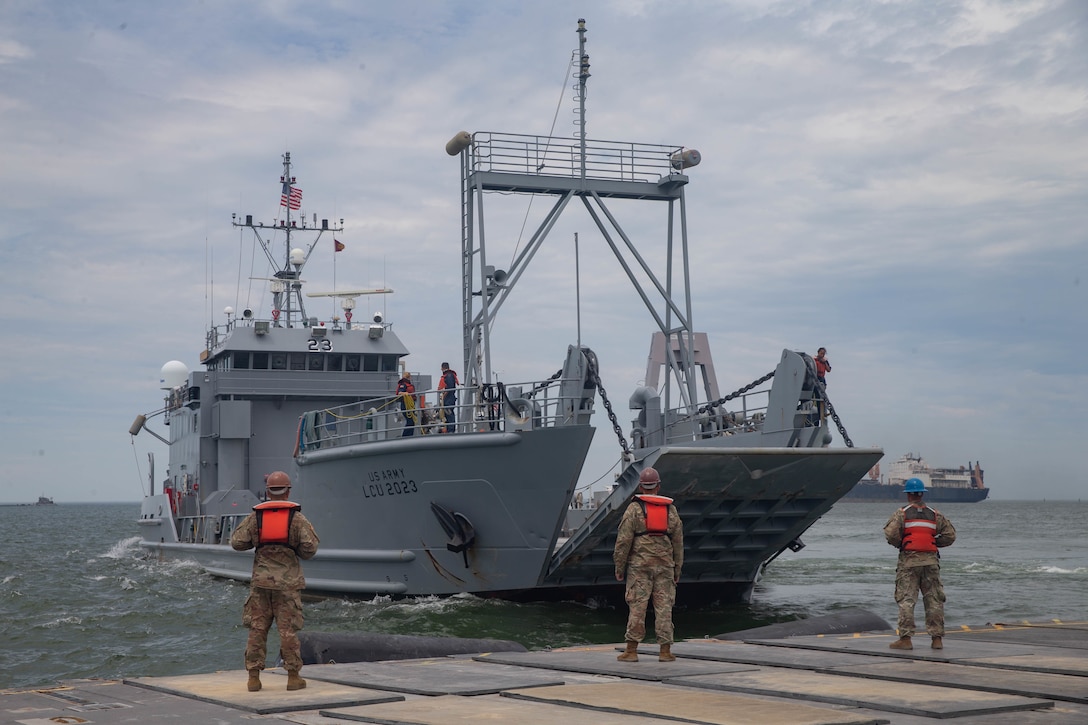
[546,445,881,603]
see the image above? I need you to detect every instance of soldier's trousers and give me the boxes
[442,392,456,428]
[624,566,676,644]
[894,563,946,637]
[243,586,305,671]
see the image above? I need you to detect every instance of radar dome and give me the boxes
[159,360,189,389]
[290,248,305,266]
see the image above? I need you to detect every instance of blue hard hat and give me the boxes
[904,477,926,493]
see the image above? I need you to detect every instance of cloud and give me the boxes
[0,0,1085,502]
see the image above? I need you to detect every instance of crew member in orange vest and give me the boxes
[230,471,319,692]
[883,477,956,650]
[814,347,831,385]
[437,362,460,433]
[613,466,684,663]
[396,371,417,436]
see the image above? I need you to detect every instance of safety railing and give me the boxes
[296,377,592,453]
[660,388,774,445]
[176,513,245,545]
[471,132,684,183]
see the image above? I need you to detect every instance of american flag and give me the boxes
[280,183,303,210]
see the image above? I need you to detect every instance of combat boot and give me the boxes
[888,636,913,650]
[246,669,261,692]
[286,670,307,690]
[658,643,676,662]
[931,636,943,650]
[616,640,639,662]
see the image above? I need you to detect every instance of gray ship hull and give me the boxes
[135,353,881,604]
[140,425,596,596]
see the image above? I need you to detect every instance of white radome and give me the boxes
[159,360,189,389]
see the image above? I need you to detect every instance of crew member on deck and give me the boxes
[396,371,417,436]
[437,362,459,433]
[814,347,831,385]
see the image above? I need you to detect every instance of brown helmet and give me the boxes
[265,470,291,493]
[638,467,661,488]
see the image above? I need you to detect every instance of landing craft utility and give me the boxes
[130,19,881,604]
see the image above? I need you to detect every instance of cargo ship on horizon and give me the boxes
[843,452,988,503]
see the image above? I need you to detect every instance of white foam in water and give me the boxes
[1038,565,1086,574]
[43,616,82,628]
[99,536,143,559]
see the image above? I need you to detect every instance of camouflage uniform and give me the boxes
[613,499,683,644]
[883,503,956,638]
[231,506,319,671]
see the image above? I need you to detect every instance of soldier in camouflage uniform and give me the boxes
[883,477,956,651]
[231,471,320,692]
[613,467,683,662]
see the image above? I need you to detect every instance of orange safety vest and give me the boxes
[901,505,938,552]
[254,501,301,547]
[634,494,673,536]
[438,369,459,390]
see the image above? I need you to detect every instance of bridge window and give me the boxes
[290,353,307,371]
[233,352,250,369]
[252,352,269,370]
[271,354,287,370]
[327,354,343,371]
[308,354,324,371]
[345,355,361,372]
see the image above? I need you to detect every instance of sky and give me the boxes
[1,0,1085,503]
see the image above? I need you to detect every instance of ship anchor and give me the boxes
[429,502,476,568]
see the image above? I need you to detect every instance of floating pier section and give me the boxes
[5,621,1088,724]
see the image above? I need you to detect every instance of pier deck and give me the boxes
[5,621,1087,724]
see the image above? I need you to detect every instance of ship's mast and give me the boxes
[451,19,703,413]
[232,152,344,328]
[575,18,589,181]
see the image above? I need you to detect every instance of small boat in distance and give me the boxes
[36,496,55,505]
[843,453,988,503]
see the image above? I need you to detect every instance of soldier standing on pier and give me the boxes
[613,467,684,662]
[884,477,956,650]
[231,471,320,692]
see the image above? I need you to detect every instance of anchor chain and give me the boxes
[526,369,564,398]
[697,370,776,414]
[816,381,854,448]
[583,351,631,458]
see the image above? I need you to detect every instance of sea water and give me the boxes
[2,500,1085,690]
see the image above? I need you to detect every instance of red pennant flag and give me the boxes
[334,239,345,252]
